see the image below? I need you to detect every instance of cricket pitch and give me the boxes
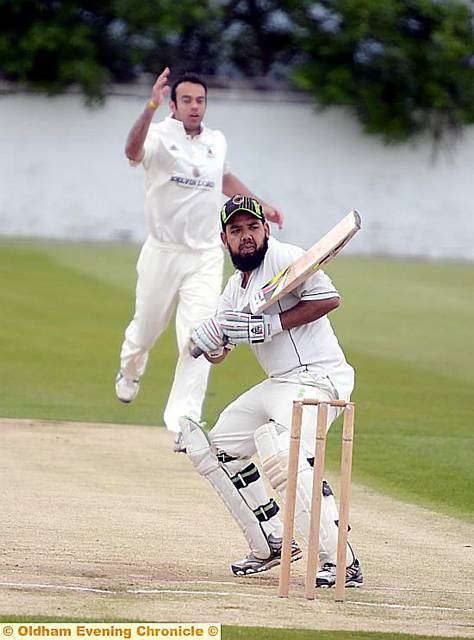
[0,419,472,637]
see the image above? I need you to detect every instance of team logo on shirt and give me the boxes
[169,144,179,151]
[170,174,215,189]
[207,146,215,158]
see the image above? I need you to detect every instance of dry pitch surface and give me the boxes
[1,419,473,637]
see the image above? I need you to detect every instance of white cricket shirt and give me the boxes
[135,116,230,250]
[218,237,355,399]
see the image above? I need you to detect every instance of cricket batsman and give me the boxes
[180,194,363,588]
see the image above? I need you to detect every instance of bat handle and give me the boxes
[189,340,204,359]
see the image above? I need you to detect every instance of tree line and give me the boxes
[1,0,473,142]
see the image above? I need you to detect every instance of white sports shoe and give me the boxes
[316,559,363,588]
[115,372,140,403]
[231,536,303,576]
[173,432,186,453]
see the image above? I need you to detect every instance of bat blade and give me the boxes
[249,210,361,314]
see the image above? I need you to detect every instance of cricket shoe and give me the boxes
[115,372,140,403]
[316,559,363,588]
[231,535,302,576]
[173,432,186,454]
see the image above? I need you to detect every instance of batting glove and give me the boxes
[218,310,283,345]
[190,317,226,356]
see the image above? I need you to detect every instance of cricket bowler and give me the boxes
[115,68,283,452]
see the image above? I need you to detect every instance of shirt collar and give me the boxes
[165,115,207,139]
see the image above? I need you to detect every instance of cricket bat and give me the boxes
[189,210,361,358]
[248,209,361,314]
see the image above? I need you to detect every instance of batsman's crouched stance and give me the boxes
[180,415,296,569]
[180,375,358,584]
[182,195,363,589]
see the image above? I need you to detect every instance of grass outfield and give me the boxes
[0,240,473,524]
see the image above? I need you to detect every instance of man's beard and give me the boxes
[229,236,269,271]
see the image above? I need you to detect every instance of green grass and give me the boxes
[0,240,473,523]
[0,619,470,640]
[326,257,474,521]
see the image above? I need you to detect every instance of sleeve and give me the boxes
[142,129,161,170]
[295,269,340,302]
[129,125,161,169]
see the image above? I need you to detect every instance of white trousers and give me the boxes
[119,236,224,432]
[209,370,341,458]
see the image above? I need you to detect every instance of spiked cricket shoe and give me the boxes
[316,559,363,588]
[231,535,302,576]
[173,432,186,453]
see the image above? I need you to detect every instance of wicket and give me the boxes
[278,399,355,602]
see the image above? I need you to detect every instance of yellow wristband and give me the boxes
[147,99,158,110]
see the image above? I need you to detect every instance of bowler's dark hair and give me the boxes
[171,73,208,103]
